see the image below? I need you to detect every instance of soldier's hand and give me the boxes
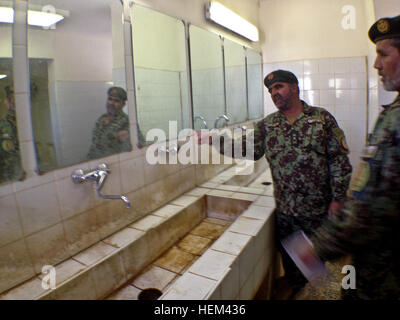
[328,201,343,218]
[116,130,129,142]
[194,130,213,145]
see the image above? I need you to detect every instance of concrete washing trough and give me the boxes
[0,163,276,300]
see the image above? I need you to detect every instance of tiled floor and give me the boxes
[105,217,232,300]
[294,256,351,300]
[272,255,351,300]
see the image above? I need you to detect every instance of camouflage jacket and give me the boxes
[0,109,23,184]
[87,111,132,160]
[311,95,400,299]
[253,102,352,217]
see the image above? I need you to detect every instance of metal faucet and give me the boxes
[194,115,208,129]
[71,163,131,208]
[214,114,230,129]
[235,125,247,132]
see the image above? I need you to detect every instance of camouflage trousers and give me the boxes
[275,210,327,289]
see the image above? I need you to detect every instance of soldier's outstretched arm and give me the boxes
[212,119,266,161]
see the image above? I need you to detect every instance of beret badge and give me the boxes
[267,73,274,81]
[377,19,390,34]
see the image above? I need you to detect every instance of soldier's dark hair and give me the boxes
[391,37,400,52]
[4,85,13,98]
[291,83,300,96]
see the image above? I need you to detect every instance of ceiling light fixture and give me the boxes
[0,74,8,80]
[0,6,65,28]
[0,6,13,23]
[205,1,259,42]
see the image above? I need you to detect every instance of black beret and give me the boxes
[264,69,298,88]
[369,14,400,43]
[108,86,127,101]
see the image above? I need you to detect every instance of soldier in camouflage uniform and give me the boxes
[251,70,352,297]
[87,87,132,159]
[0,86,23,184]
[291,14,400,300]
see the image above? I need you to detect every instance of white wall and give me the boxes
[259,0,371,62]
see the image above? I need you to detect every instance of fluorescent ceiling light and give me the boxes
[0,6,64,27]
[205,1,259,42]
[0,75,7,80]
[0,7,13,23]
[28,10,64,27]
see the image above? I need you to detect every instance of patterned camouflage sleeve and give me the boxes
[120,118,132,152]
[251,119,268,160]
[87,119,101,159]
[322,111,352,202]
[216,119,266,161]
[311,114,400,260]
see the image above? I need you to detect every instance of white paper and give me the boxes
[281,230,329,286]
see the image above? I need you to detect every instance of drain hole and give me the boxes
[138,288,163,300]
[262,181,272,186]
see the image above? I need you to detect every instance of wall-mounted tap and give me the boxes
[214,114,230,129]
[71,163,131,208]
[235,125,247,132]
[194,115,208,129]
[158,143,179,155]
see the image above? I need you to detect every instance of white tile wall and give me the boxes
[226,66,247,124]
[192,68,225,129]
[135,67,186,138]
[0,194,23,247]
[247,64,263,120]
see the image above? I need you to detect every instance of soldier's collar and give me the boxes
[290,101,311,122]
[382,94,400,109]
[110,110,125,118]
[301,101,314,114]
[275,100,310,123]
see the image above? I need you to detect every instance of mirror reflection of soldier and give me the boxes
[0,86,23,184]
[87,87,132,159]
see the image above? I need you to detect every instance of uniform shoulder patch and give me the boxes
[332,127,349,150]
[341,137,349,151]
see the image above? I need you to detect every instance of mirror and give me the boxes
[224,38,247,125]
[0,1,24,185]
[246,48,263,119]
[131,5,189,145]
[189,25,225,130]
[28,0,129,173]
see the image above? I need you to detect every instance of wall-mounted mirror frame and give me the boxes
[246,48,263,120]
[0,0,25,186]
[131,4,190,147]
[189,24,263,131]
[224,38,247,125]
[189,24,225,131]
[28,0,129,174]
